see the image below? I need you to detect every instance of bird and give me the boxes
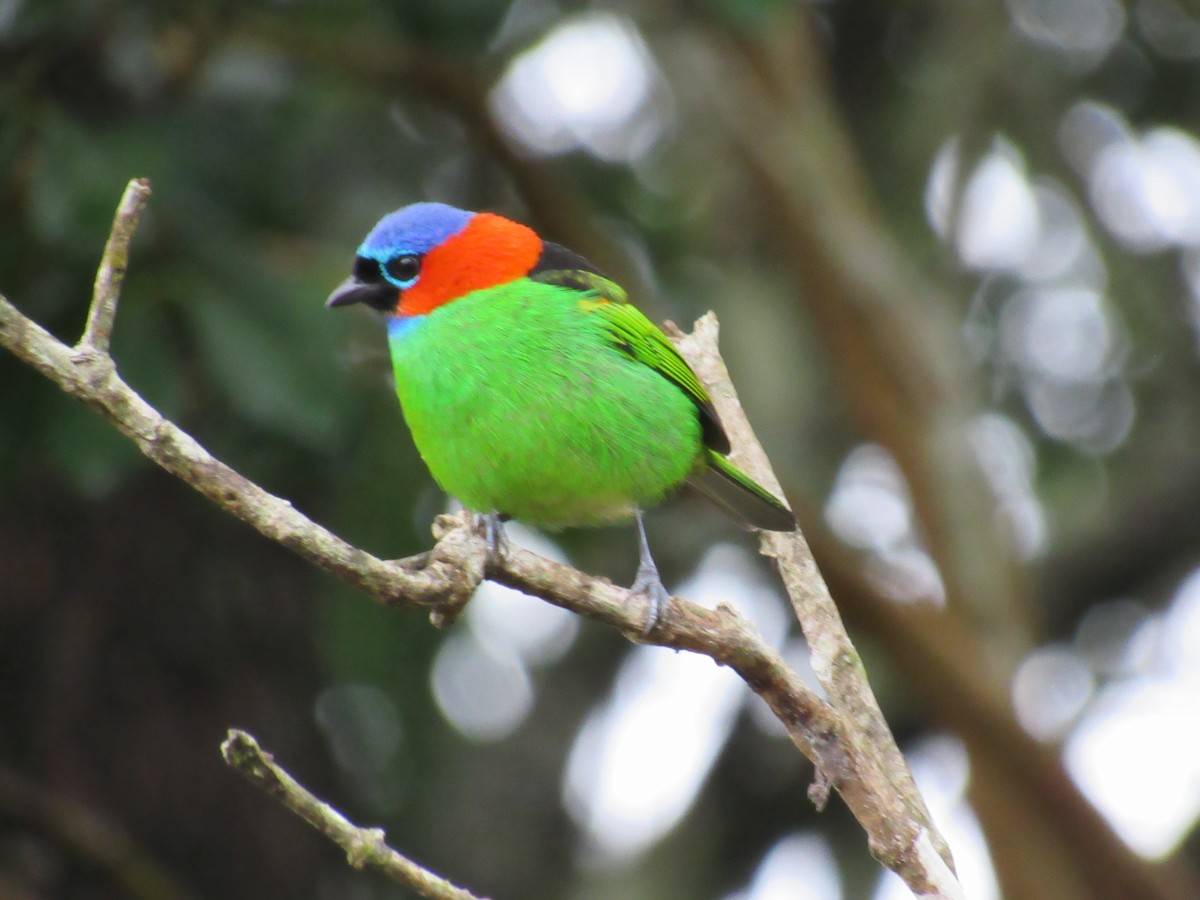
[327,202,794,631]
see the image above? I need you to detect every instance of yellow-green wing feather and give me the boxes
[532,268,794,531]
[576,285,731,454]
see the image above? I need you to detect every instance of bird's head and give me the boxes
[326,202,543,318]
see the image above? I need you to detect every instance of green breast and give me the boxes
[387,280,702,527]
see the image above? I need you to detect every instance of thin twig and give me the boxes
[221,730,487,900]
[81,178,151,354]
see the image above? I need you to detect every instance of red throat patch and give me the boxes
[398,213,543,317]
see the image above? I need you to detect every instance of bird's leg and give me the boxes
[472,511,508,571]
[630,509,671,634]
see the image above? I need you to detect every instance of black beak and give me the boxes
[325,277,395,311]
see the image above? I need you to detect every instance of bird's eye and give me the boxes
[385,254,421,286]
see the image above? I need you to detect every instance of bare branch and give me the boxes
[672,316,959,895]
[0,286,859,868]
[0,184,966,899]
[0,291,457,606]
[0,295,842,769]
[81,178,151,354]
[221,730,487,900]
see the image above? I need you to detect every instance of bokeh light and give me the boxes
[725,832,842,900]
[315,683,406,811]
[872,736,1000,900]
[956,142,1040,271]
[825,444,946,604]
[969,413,1046,559]
[1012,644,1095,740]
[928,120,1139,455]
[563,544,787,864]
[430,628,535,742]
[429,524,577,741]
[1006,0,1125,58]
[490,12,670,161]
[1064,568,1200,857]
[1135,0,1200,59]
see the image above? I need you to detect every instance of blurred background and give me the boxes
[4,0,1200,897]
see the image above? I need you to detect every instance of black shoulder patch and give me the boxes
[530,241,607,279]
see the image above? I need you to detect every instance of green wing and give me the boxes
[530,267,795,531]
[532,269,731,454]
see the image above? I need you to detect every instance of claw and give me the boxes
[631,510,670,634]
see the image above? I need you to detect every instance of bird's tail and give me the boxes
[689,450,796,532]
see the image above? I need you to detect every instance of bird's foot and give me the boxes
[630,563,672,636]
[631,509,670,634]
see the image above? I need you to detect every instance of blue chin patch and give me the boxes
[387,315,424,342]
[360,203,474,259]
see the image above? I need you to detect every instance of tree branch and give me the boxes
[0,179,965,899]
[221,730,486,900]
[82,178,150,354]
[672,318,955,887]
